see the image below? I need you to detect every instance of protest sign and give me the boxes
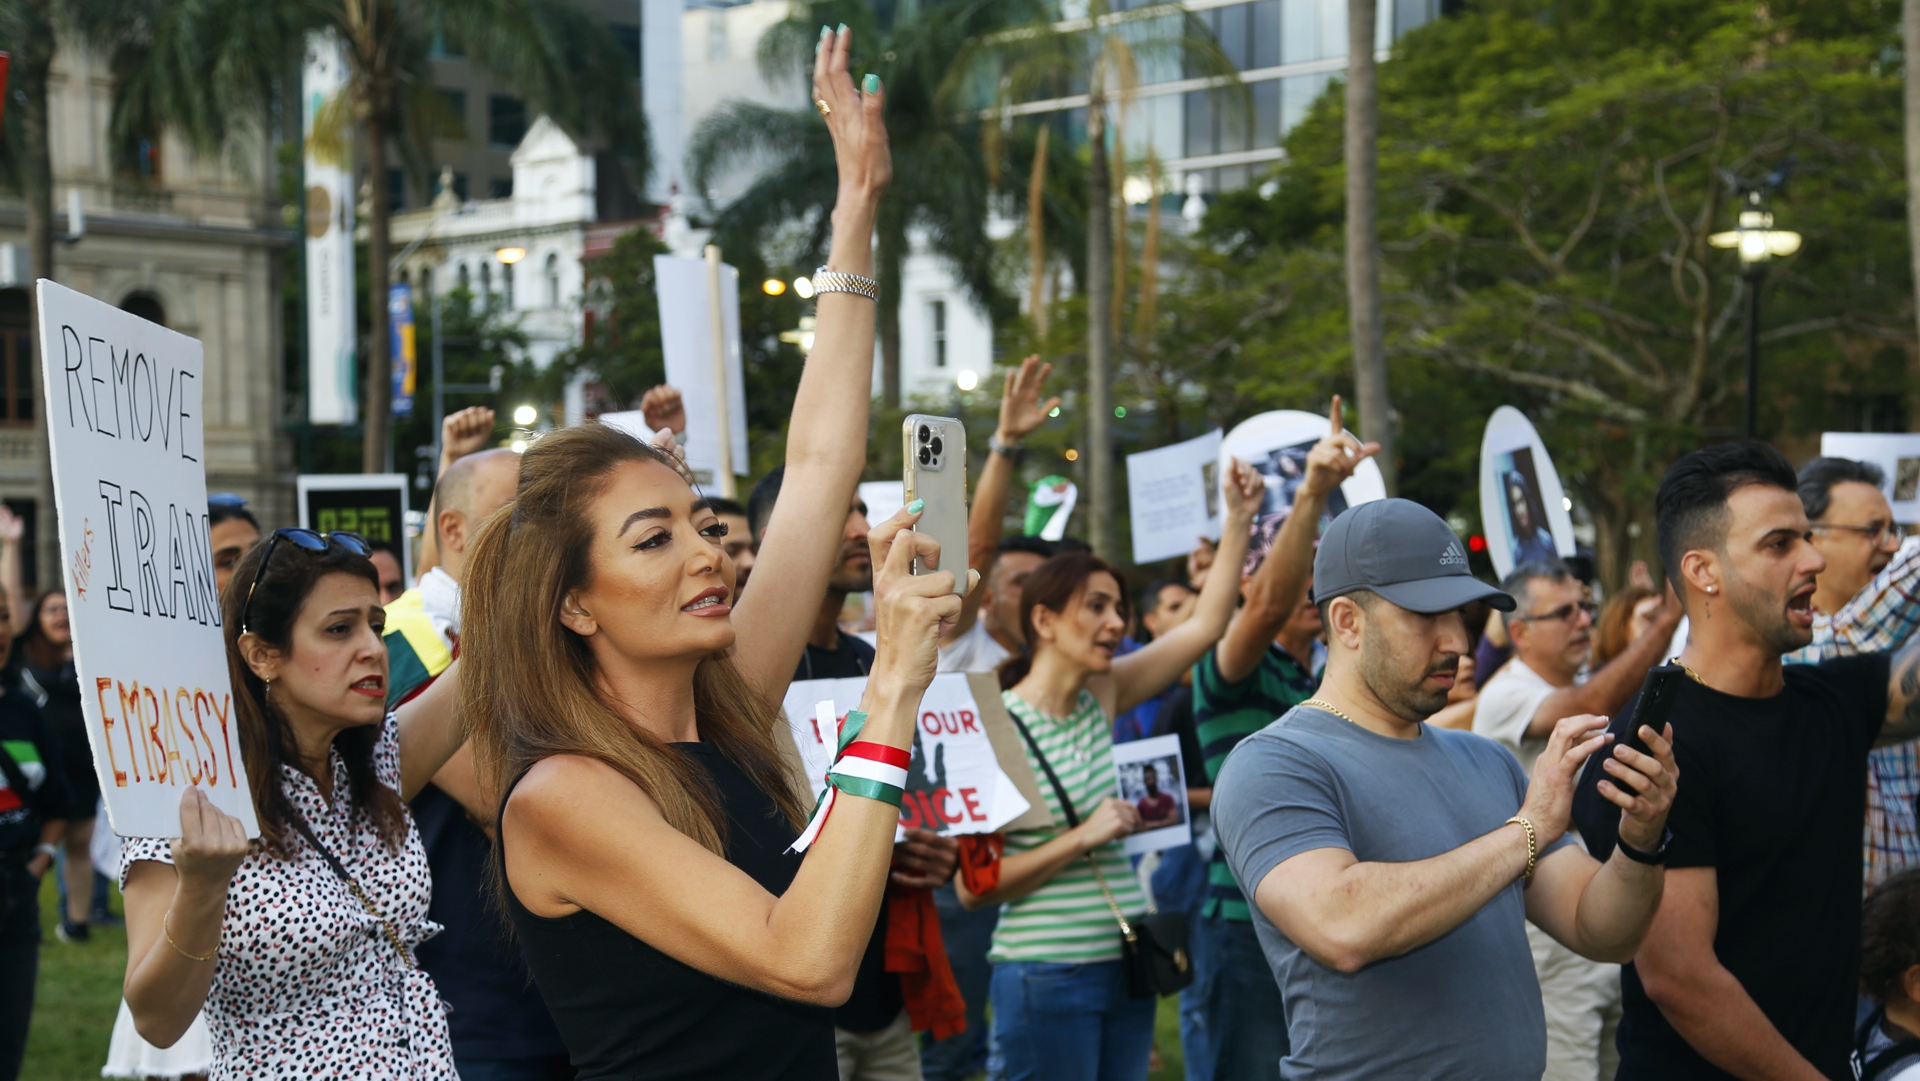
[1819,433,1920,524]
[1112,734,1190,856]
[1478,406,1576,580]
[37,280,258,837]
[783,673,1032,838]
[1026,476,1077,540]
[655,254,748,487]
[1126,429,1224,563]
[1221,411,1387,574]
[859,481,905,529]
[297,473,410,581]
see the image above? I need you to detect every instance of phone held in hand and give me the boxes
[901,415,969,595]
[1621,664,1686,757]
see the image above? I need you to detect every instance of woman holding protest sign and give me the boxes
[460,28,964,1081]
[117,532,472,1079]
[955,462,1262,1081]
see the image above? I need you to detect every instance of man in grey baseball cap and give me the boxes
[1210,498,1681,1080]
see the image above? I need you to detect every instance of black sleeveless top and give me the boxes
[501,743,838,1080]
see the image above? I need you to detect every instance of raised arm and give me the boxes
[417,406,497,578]
[0,506,27,638]
[943,356,1059,644]
[394,656,468,800]
[1109,458,1263,714]
[503,506,958,1003]
[728,28,888,696]
[1517,586,1682,740]
[1251,714,1610,972]
[1880,634,1920,745]
[1214,398,1377,684]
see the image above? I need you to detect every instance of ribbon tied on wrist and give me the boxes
[788,700,908,853]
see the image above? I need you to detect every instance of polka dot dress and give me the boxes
[121,714,457,1080]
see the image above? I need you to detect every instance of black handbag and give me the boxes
[1004,708,1193,1000]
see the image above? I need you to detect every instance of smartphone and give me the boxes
[1620,664,1686,758]
[901,415,969,595]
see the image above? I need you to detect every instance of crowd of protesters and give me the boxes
[6,27,1920,1081]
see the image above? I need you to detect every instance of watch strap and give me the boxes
[1615,827,1671,866]
[988,434,1024,460]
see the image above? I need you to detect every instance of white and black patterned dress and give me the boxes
[120,714,456,1080]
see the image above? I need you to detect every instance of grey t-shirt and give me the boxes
[1213,706,1571,1081]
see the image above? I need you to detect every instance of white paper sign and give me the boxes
[783,673,1030,837]
[655,255,748,484]
[37,280,258,838]
[1819,433,1920,524]
[859,481,905,529]
[1127,430,1225,564]
[1112,734,1190,856]
[1478,406,1576,580]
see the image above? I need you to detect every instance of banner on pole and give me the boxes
[304,32,357,425]
[654,255,747,485]
[1478,406,1576,581]
[36,280,258,838]
[389,284,415,418]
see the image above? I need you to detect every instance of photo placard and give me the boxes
[1112,734,1190,856]
[1478,406,1576,581]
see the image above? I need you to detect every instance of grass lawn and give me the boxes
[21,873,124,1081]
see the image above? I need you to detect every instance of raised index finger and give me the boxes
[1328,394,1344,438]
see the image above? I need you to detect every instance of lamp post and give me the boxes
[1709,191,1801,438]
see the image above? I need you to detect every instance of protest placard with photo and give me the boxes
[1820,433,1920,524]
[1478,406,1576,580]
[1112,734,1190,855]
[37,280,257,837]
[1126,429,1224,564]
[782,673,1031,837]
[1221,411,1387,575]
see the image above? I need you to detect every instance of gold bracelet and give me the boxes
[1505,815,1538,882]
[163,909,218,963]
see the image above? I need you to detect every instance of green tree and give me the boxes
[124,0,648,473]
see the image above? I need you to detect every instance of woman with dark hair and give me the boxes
[955,464,1262,1081]
[463,32,960,1081]
[10,589,99,941]
[117,531,470,1079]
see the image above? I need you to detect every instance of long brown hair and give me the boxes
[998,552,1131,689]
[1592,584,1657,668]
[222,537,403,857]
[463,423,806,857]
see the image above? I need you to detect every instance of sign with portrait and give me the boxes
[1819,433,1920,525]
[296,473,410,581]
[1478,406,1577,581]
[1220,411,1388,575]
[36,280,258,837]
[1112,734,1190,856]
[1126,429,1224,564]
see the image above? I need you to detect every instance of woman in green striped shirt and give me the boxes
[956,462,1262,1081]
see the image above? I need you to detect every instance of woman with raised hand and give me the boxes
[957,460,1265,1081]
[119,530,472,1079]
[461,28,957,1081]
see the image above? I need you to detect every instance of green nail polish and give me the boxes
[838,22,848,33]
[820,25,832,40]
[906,499,925,514]
[864,73,880,93]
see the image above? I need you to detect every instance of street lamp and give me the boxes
[1709,191,1801,437]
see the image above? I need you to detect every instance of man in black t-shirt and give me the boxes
[1573,441,1920,1080]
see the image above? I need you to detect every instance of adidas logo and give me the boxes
[1439,542,1468,567]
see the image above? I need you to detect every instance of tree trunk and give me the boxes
[1344,0,1396,494]
[1028,125,1049,340]
[1085,97,1115,559]
[363,107,392,474]
[878,204,904,411]
[17,10,59,592]
[1905,0,1920,349]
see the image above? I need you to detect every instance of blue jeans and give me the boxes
[1152,844,1215,1081]
[988,959,1155,1081]
[452,1054,574,1081]
[1197,916,1287,1081]
[920,884,999,1081]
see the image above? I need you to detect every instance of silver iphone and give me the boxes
[901,415,969,594]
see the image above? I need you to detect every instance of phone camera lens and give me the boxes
[930,437,944,457]
[918,447,931,465]
[919,426,931,444]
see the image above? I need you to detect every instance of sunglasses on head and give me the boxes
[240,528,372,636]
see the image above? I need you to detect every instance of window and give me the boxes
[489,95,527,149]
[503,262,515,309]
[930,299,947,368]
[0,288,33,426]
[120,292,166,327]
[545,252,560,308]
[489,177,513,200]
[389,167,406,211]
[479,262,492,299]
[451,172,469,201]
[457,263,471,292]
[612,24,641,77]
[435,89,467,140]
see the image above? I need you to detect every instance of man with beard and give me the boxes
[1212,499,1680,1080]
[1136,764,1181,828]
[1474,559,1679,1081]
[748,469,960,1081]
[1572,441,1920,1080]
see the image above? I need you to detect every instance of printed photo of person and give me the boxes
[1244,438,1351,575]
[1116,754,1187,831]
[1497,447,1558,567]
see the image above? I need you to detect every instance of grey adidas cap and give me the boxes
[1313,499,1515,614]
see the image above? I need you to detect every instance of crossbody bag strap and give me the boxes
[1003,701,1134,940]
[285,807,413,967]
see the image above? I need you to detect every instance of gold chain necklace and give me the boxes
[1300,698,1356,725]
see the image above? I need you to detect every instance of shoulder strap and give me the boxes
[1003,703,1078,828]
[284,805,413,967]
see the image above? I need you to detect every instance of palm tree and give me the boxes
[1344,0,1395,493]
[689,0,1015,411]
[962,1,1241,558]
[125,0,648,472]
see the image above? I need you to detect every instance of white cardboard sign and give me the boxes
[1112,733,1191,856]
[654,255,748,484]
[783,673,1030,837]
[1819,433,1920,524]
[37,280,258,838]
[1127,429,1224,564]
[1478,406,1576,580]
